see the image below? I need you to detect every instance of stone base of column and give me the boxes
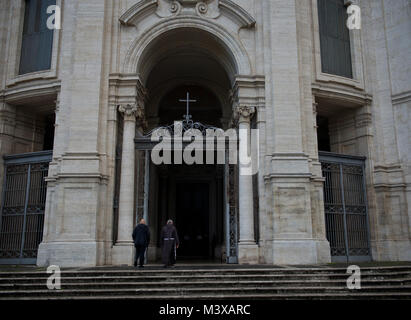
[37,241,98,268]
[371,239,411,261]
[147,244,158,262]
[271,239,331,265]
[111,242,135,266]
[238,242,259,264]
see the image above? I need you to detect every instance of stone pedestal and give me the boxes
[111,243,135,266]
[238,242,259,265]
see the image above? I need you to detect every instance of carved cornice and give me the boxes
[119,0,256,29]
[2,80,61,107]
[312,82,372,107]
[109,74,147,107]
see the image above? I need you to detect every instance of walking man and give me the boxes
[132,218,150,268]
[160,219,180,268]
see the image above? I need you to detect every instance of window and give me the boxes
[318,0,353,78]
[19,0,56,75]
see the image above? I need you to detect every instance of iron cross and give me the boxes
[179,92,196,122]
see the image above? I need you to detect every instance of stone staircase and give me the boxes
[0,265,411,300]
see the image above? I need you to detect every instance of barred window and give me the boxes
[318,0,353,78]
[19,0,56,75]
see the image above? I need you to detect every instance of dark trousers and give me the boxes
[134,245,146,266]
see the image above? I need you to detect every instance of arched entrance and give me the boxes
[112,21,262,265]
[139,28,236,262]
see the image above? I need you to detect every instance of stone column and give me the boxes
[112,103,139,265]
[235,105,259,264]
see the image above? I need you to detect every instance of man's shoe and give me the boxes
[138,265,144,268]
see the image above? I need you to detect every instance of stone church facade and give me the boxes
[0,0,410,267]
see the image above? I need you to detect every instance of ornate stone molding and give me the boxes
[219,0,255,28]
[118,104,138,119]
[3,80,61,107]
[233,105,255,123]
[118,103,148,130]
[120,0,256,29]
[229,75,264,126]
[312,83,372,107]
[119,0,158,26]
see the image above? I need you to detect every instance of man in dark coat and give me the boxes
[160,219,180,268]
[132,219,150,268]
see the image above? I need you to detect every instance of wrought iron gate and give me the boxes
[0,151,52,264]
[319,152,371,262]
[225,162,238,264]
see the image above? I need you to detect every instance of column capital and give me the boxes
[118,104,147,129]
[118,103,138,120]
[233,105,256,123]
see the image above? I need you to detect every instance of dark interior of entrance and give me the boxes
[156,164,224,261]
[176,182,210,258]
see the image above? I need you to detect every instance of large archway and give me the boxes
[139,27,237,129]
[139,27,238,261]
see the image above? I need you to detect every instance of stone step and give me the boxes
[1,285,411,299]
[1,268,410,279]
[1,271,410,284]
[0,266,411,278]
[1,275,410,285]
[1,279,411,290]
[1,292,411,300]
[1,265,410,300]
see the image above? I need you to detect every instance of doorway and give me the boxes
[154,163,224,262]
[176,182,210,259]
